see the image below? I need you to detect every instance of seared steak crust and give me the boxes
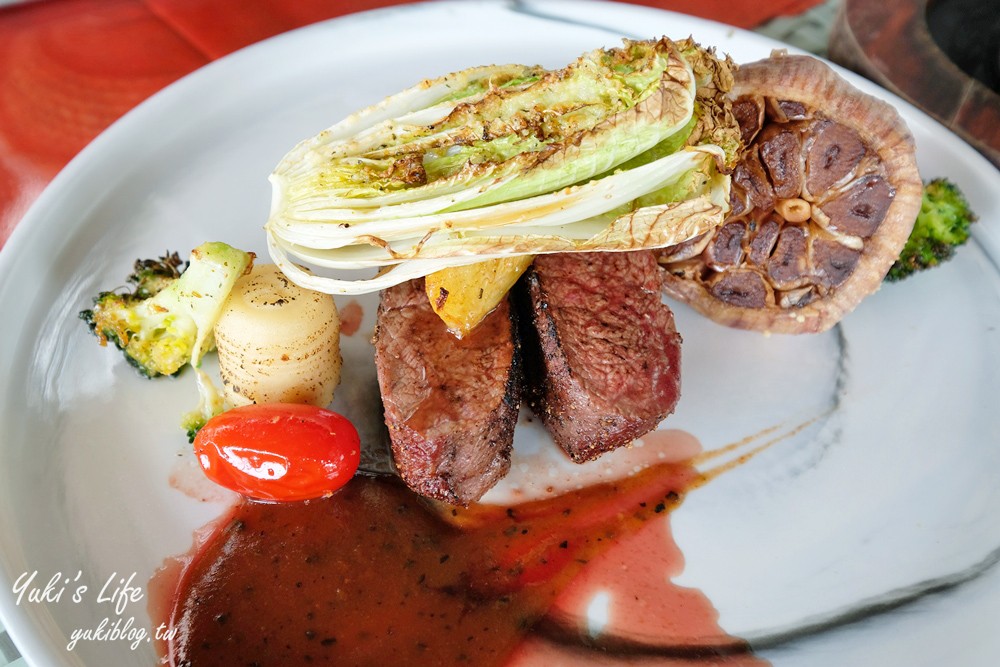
[519,251,681,462]
[373,279,520,505]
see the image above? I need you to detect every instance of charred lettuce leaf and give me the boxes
[266,38,739,295]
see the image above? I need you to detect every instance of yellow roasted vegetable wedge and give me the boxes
[425,256,535,337]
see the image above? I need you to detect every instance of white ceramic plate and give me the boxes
[2,1,999,665]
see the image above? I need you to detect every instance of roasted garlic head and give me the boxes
[658,52,923,333]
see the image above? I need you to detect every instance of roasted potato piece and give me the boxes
[425,256,534,336]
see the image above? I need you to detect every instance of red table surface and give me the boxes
[0,0,822,250]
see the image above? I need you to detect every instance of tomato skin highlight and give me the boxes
[194,403,361,502]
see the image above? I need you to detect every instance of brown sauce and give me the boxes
[156,461,768,666]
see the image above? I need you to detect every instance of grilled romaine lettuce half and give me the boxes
[266,37,739,294]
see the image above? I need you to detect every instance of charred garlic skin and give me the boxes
[659,53,923,334]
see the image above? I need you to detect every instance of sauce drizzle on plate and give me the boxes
[155,452,769,666]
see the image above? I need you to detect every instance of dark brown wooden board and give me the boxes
[829,0,1000,168]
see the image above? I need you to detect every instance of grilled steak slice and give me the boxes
[519,251,681,462]
[373,278,520,505]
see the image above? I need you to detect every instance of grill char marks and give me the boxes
[518,251,682,463]
[373,279,520,505]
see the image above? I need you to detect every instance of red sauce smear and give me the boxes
[338,299,364,337]
[156,461,768,666]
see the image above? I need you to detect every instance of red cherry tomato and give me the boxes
[193,403,361,502]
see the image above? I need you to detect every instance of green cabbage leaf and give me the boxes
[266,37,739,294]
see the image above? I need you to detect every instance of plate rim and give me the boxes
[1,1,998,664]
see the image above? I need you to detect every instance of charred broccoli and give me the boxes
[887,178,977,281]
[129,251,186,299]
[80,242,254,437]
[81,251,187,378]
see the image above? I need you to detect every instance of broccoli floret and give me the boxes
[80,242,253,377]
[129,251,186,299]
[80,242,254,439]
[886,178,977,282]
[79,255,192,379]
